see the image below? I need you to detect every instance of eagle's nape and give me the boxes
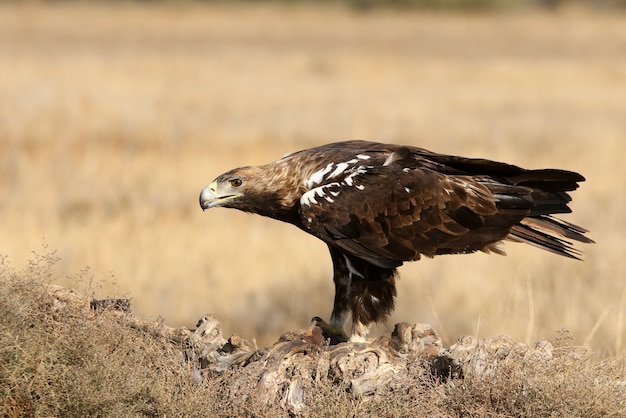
[199,140,593,343]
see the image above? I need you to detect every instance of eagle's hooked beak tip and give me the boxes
[199,185,215,211]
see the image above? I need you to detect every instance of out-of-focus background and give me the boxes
[1,1,624,353]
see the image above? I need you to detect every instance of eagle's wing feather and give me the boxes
[299,154,529,268]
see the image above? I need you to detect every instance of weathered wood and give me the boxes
[47,286,557,413]
[182,314,555,409]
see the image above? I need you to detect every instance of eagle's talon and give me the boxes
[310,316,349,345]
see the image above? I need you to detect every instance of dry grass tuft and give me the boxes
[441,353,626,416]
[0,251,211,417]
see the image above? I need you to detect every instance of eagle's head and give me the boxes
[199,166,258,211]
[200,162,306,222]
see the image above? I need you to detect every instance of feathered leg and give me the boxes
[328,246,398,342]
[328,246,351,331]
[349,272,397,342]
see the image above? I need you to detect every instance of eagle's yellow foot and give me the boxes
[310,316,349,345]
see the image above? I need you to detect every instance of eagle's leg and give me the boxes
[328,246,398,343]
[349,275,397,342]
[329,272,351,330]
[311,272,350,345]
[328,246,352,332]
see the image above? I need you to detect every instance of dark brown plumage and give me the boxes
[199,140,593,342]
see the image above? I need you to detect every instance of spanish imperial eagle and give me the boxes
[199,140,593,342]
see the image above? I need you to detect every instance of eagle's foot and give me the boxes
[310,316,349,345]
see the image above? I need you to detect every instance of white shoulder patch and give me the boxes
[305,163,334,188]
[327,162,350,179]
[302,158,372,207]
[301,182,341,206]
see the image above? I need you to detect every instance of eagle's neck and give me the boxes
[238,159,310,226]
[232,151,341,227]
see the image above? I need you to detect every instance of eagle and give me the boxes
[199,140,593,342]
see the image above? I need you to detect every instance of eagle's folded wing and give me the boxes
[298,161,530,269]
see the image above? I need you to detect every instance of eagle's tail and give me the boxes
[508,216,593,259]
[504,169,594,259]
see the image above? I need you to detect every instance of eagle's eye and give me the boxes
[230,178,243,188]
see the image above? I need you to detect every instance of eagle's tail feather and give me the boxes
[507,216,593,260]
[497,169,593,259]
[523,216,593,243]
[510,168,585,192]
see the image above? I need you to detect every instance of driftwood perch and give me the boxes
[185,315,447,398]
[182,314,555,412]
[48,286,557,414]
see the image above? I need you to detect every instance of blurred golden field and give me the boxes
[1,2,624,353]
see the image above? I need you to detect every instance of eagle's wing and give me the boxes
[298,151,534,269]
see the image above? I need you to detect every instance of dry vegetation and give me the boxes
[2,252,626,417]
[1,3,625,414]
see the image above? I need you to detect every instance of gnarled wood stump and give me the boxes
[48,287,556,414]
[182,314,554,412]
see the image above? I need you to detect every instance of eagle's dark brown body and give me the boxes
[200,141,593,342]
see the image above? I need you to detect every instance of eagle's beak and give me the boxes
[199,181,238,210]
[199,182,220,211]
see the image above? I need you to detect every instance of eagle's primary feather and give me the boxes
[199,140,593,342]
